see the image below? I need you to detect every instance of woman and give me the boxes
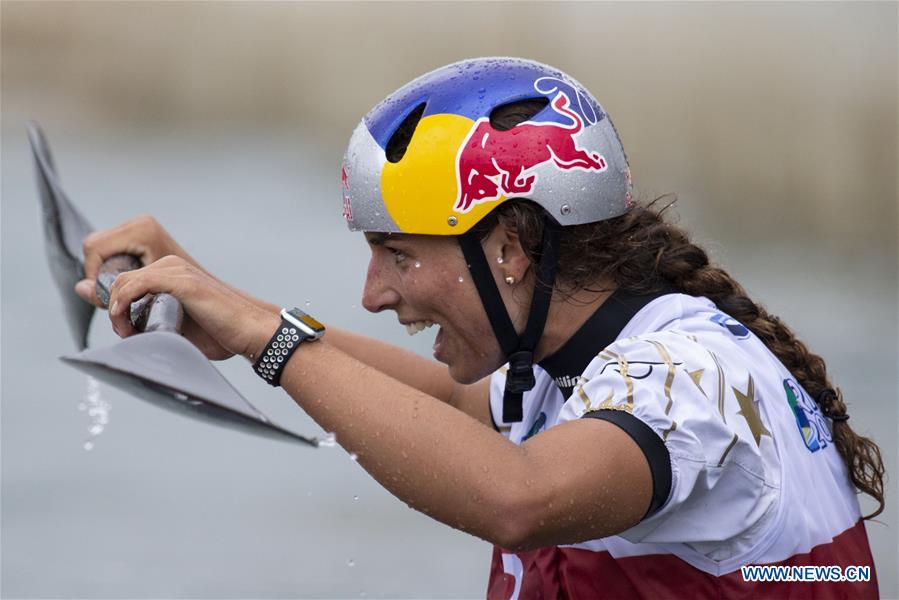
[75,58,883,598]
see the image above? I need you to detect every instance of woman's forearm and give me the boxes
[323,327,453,400]
[231,286,490,423]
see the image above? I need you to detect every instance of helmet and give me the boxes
[341,57,633,422]
[341,57,632,235]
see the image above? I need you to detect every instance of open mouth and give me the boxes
[401,319,446,361]
[404,320,436,336]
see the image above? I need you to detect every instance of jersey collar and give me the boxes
[538,288,673,398]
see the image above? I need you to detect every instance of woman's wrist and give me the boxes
[244,310,282,363]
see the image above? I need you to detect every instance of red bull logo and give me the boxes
[341,162,353,221]
[454,91,607,213]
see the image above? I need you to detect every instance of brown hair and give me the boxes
[476,197,885,519]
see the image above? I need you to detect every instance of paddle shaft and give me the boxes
[96,254,184,334]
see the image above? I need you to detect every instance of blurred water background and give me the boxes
[2,2,896,598]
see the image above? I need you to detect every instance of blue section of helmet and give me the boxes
[365,58,606,151]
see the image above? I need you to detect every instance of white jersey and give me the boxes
[486,293,877,599]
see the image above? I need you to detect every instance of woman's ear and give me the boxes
[483,221,530,284]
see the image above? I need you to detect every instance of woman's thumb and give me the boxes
[74,279,100,306]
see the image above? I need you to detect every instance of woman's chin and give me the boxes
[438,331,503,383]
[446,356,501,385]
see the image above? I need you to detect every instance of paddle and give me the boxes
[28,122,318,447]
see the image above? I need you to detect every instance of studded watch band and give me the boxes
[253,319,310,387]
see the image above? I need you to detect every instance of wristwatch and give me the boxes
[253,308,325,386]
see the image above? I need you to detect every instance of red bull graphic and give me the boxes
[341,163,353,221]
[454,91,607,213]
[624,168,634,208]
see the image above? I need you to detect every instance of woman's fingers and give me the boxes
[81,215,169,282]
[107,255,185,337]
[102,254,267,361]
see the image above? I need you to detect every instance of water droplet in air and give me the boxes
[83,441,94,451]
[347,558,355,567]
[305,300,311,307]
[349,452,358,462]
[414,261,421,268]
[496,257,504,264]
[353,495,359,501]
[457,276,464,283]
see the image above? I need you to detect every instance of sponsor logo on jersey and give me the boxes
[521,411,547,442]
[597,359,682,379]
[709,313,751,339]
[553,374,579,390]
[783,378,831,452]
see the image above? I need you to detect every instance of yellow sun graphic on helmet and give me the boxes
[380,113,506,235]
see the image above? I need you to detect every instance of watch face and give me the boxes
[284,308,326,335]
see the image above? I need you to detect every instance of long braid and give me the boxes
[486,196,885,520]
[647,209,885,520]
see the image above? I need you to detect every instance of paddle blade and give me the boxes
[28,122,95,350]
[62,332,318,447]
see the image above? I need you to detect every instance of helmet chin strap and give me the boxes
[458,217,562,422]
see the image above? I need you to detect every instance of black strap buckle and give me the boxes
[501,351,536,423]
[505,350,536,393]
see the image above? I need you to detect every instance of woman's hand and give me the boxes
[106,255,279,362]
[76,214,196,303]
[74,215,236,359]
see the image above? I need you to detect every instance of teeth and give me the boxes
[405,320,435,336]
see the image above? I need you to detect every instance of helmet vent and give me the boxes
[489,98,550,131]
[386,102,426,163]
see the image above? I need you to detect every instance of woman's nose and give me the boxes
[361,258,400,313]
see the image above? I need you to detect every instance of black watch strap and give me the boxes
[253,319,310,387]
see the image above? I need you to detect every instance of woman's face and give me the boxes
[361,230,524,384]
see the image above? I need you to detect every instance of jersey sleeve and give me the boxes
[557,332,779,548]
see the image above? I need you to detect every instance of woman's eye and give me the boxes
[387,247,407,263]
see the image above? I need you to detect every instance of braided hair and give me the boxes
[476,196,885,519]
